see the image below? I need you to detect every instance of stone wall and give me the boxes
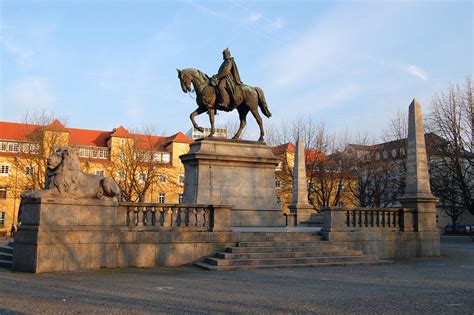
[13,198,238,273]
[320,207,440,259]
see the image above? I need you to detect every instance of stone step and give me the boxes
[238,240,328,247]
[238,235,323,242]
[216,249,364,260]
[204,255,380,266]
[0,252,12,261]
[0,259,12,269]
[0,245,13,254]
[195,259,392,271]
[228,245,344,253]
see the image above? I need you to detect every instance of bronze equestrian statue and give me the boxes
[177,48,271,142]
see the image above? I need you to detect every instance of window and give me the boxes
[158,174,167,183]
[275,179,282,188]
[178,193,184,204]
[275,161,283,171]
[0,165,10,175]
[400,148,406,156]
[178,174,185,185]
[383,150,388,159]
[0,212,4,228]
[158,193,166,204]
[78,146,109,159]
[375,152,380,160]
[95,170,104,176]
[391,149,397,158]
[276,196,281,205]
[24,166,34,176]
[0,142,19,152]
[162,153,170,163]
[308,180,314,190]
[0,187,7,199]
[138,173,146,184]
[30,144,39,154]
[338,183,344,192]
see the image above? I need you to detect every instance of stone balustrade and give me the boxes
[322,207,417,233]
[118,203,231,231]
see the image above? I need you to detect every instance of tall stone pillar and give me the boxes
[399,99,440,256]
[288,138,313,226]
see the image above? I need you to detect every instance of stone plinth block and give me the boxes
[18,197,121,227]
[180,138,285,227]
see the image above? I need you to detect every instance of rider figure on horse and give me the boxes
[211,48,242,111]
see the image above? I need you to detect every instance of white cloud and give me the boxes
[2,78,56,111]
[0,35,35,66]
[248,13,262,23]
[271,17,283,30]
[404,64,428,81]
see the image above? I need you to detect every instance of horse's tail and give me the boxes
[255,87,272,118]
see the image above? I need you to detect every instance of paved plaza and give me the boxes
[0,240,473,314]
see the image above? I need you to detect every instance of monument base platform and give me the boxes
[180,138,286,227]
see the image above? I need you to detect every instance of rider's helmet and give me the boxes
[222,47,231,58]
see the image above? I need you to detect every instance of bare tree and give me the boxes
[7,110,69,199]
[106,126,178,203]
[427,77,473,222]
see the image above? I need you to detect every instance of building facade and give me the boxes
[0,120,193,234]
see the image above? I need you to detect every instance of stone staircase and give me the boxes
[195,232,391,271]
[0,241,13,269]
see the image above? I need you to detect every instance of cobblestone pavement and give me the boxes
[0,241,473,314]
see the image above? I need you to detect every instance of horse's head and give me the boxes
[177,68,192,93]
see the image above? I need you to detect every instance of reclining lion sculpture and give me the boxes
[21,146,120,200]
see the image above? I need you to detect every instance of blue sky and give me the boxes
[1,0,472,140]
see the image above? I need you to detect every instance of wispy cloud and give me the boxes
[1,78,56,112]
[248,13,262,23]
[404,64,428,81]
[0,34,35,66]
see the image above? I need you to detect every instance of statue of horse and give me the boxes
[177,68,271,141]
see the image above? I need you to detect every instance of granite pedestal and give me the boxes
[180,138,286,227]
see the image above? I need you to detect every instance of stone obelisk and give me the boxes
[288,138,313,226]
[400,99,439,238]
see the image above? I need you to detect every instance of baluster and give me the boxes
[387,210,391,226]
[376,210,379,227]
[126,206,132,226]
[364,211,368,227]
[345,211,350,227]
[183,207,190,227]
[176,207,182,226]
[352,211,356,227]
[393,211,397,227]
[163,207,172,227]
[189,207,197,227]
[202,208,208,227]
[169,207,175,227]
[133,206,139,226]
[150,206,156,226]
[370,211,374,227]
[381,210,386,227]
[140,206,147,226]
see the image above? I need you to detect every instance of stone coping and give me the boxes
[232,227,322,232]
[194,138,267,146]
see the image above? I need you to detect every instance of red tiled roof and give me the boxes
[167,131,194,144]
[0,121,193,148]
[68,128,112,147]
[46,119,68,132]
[0,122,39,141]
[271,143,295,155]
[110,126,132,138]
